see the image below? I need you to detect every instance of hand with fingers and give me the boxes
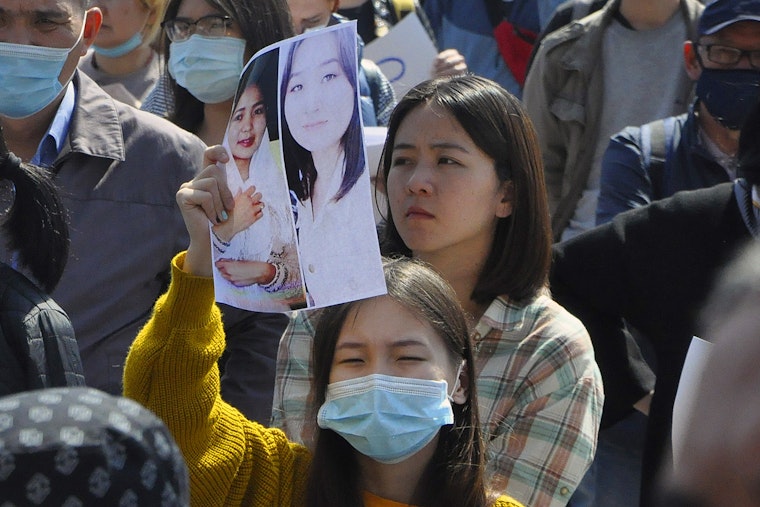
[175,145,235,277]
[212,186,264,244]
[432,49,468,78]
[214,259,276,287]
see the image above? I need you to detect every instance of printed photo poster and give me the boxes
[212,22,387,312]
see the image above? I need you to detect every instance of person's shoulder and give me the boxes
[537,6,608,54]
[75,71,206,157]
[0,264,69,320]
[115,101,205,152]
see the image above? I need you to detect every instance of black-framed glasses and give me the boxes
[695,43,760,69]
[161,14,233,42]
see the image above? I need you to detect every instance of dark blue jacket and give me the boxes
[596,102,730,225]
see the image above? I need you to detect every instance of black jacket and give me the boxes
[551,182,753,505]
[0,263,85,395]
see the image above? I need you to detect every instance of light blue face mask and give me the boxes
[317,373,456,464]
[93,31,144,58]
[168,35,246,104]
[0,20,84,119]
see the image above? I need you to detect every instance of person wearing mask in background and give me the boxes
[78,0,168,107]
[596,0,760,225]
[141,0,297,424]
[0,0,204,405]
[285,0,397,126]
[550,92,760,507]
[524,0,703,241]
[0,129,84,395]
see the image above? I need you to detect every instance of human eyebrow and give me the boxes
[430,142,470,153]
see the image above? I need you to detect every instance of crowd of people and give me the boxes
[0,0,759,506]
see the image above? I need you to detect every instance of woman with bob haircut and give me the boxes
[273,75,604,507]
[279,25,384,307]
[123,158,525,506]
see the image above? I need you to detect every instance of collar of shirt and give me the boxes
[31,83,76,168]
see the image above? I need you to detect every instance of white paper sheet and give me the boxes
[364,12,437,99]
[672,335,713,468]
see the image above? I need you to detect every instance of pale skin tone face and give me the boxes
[284,32,354,161]
[175,0,245,145]
[227,84,267,180]
[0,0,101,158]
[330,295,468,504]
[386,103,512,316]
[90,0,152,49]
[683,21,760,152]
[286,0,335,35]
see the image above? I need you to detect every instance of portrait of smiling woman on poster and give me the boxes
[279,23,385,308]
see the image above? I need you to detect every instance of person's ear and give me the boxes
[684,40,702,81]
[331,0,341,13]
[450,361,469,405]
[495,180,514,219]
[81,8,103,56]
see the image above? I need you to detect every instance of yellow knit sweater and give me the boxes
[123,252,524,507]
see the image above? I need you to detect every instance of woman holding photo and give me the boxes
[280,25,385,307]
[274,75,604,507]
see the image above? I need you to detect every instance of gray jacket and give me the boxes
[523,0,702,239]
[49,72,204,394]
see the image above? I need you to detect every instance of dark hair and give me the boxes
[738,98,760,186]
[305,257,490,507]
[281,27,365,203]
[0,130,69,292]
[380,75,552,303]
[161,0,293,133]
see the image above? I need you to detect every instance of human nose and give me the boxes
[404,162,434,195]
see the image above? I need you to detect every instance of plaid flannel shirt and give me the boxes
[272,293,603,507]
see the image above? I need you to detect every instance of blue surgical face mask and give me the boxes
[317,373,456,464]
[0,19,85,119]
[696,67,760,130]
[168,35,246,104]
[93,31,144,58]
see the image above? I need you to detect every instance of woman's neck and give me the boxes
[234,157,250,181]
[310,143,345,217]
[619,0,679,30]
[357,440,436,504]
[92,45,154,76]
[415,247,489,325]
[197,100,234,146]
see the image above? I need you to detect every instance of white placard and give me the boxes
[364,12,437,99]
[672,335,713,468]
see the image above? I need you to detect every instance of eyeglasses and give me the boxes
[161,14,233,42]
[695,43,760,70]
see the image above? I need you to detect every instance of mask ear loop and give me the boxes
[447,360,466,403]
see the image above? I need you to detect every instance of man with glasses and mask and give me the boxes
[0,0,205,395]
[597,0,760,224]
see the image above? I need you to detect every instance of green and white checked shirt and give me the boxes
[272,293,604,507]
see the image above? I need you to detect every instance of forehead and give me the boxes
[702,20,760,44]
[0,0,80,15]
[290,33,340,72]
[337,296,444,349]
[238,84,264,104]
[176,0,222,18]
[395,103,474,146]
[287,0,332,17]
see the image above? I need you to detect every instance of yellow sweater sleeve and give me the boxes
[124,252,312,507]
